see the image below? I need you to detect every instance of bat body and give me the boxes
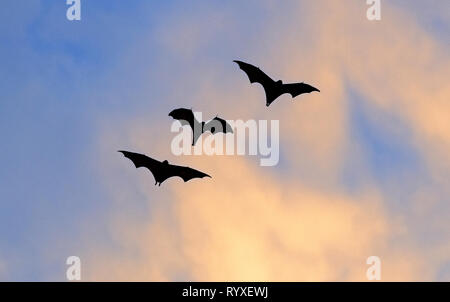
[119,150,211,186]
[203,116,234,135]
[169,108,233,145]
[233,60,320,107]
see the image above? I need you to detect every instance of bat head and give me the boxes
[168,109,178,118]
[162,160,169,165]
[168,108,191,118]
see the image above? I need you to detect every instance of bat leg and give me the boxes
[158,182,161,187]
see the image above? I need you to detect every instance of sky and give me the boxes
[0,0,449,281]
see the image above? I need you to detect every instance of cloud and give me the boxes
[81,0,449,281]
[0,256,7,281]
[86,156,427,281]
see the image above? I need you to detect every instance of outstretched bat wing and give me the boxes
[167,164,211,182]
[168,108,200,132]
[203,117,233,134]
[281,82,320,98]
[118,150,163,180]
[169,108,204,145]
[119,150,211,185]
[234,60,274,88]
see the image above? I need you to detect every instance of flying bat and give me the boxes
[169,108,233,145]
[118,150,211,186]
[233,60,320,107]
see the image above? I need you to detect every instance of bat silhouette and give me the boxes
[118,150,211,186]
[234,60,320,107]
[169,108,233,145]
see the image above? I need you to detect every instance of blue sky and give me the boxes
[0,0,161,280]
[0,0,449,281]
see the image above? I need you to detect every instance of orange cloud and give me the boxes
[86,157,427,281]
[83,0,449,281]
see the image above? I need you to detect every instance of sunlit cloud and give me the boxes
[82,0,449,281]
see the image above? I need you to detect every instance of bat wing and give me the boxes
[281,82,320,98]
[168,108,200,132]
[203,117,233,134]
[167,164,211,182]
[118,150,164,182]
[119,150,160,170]
[169,108,204,145]
[234,60,274,89]
[119,151,210,185]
